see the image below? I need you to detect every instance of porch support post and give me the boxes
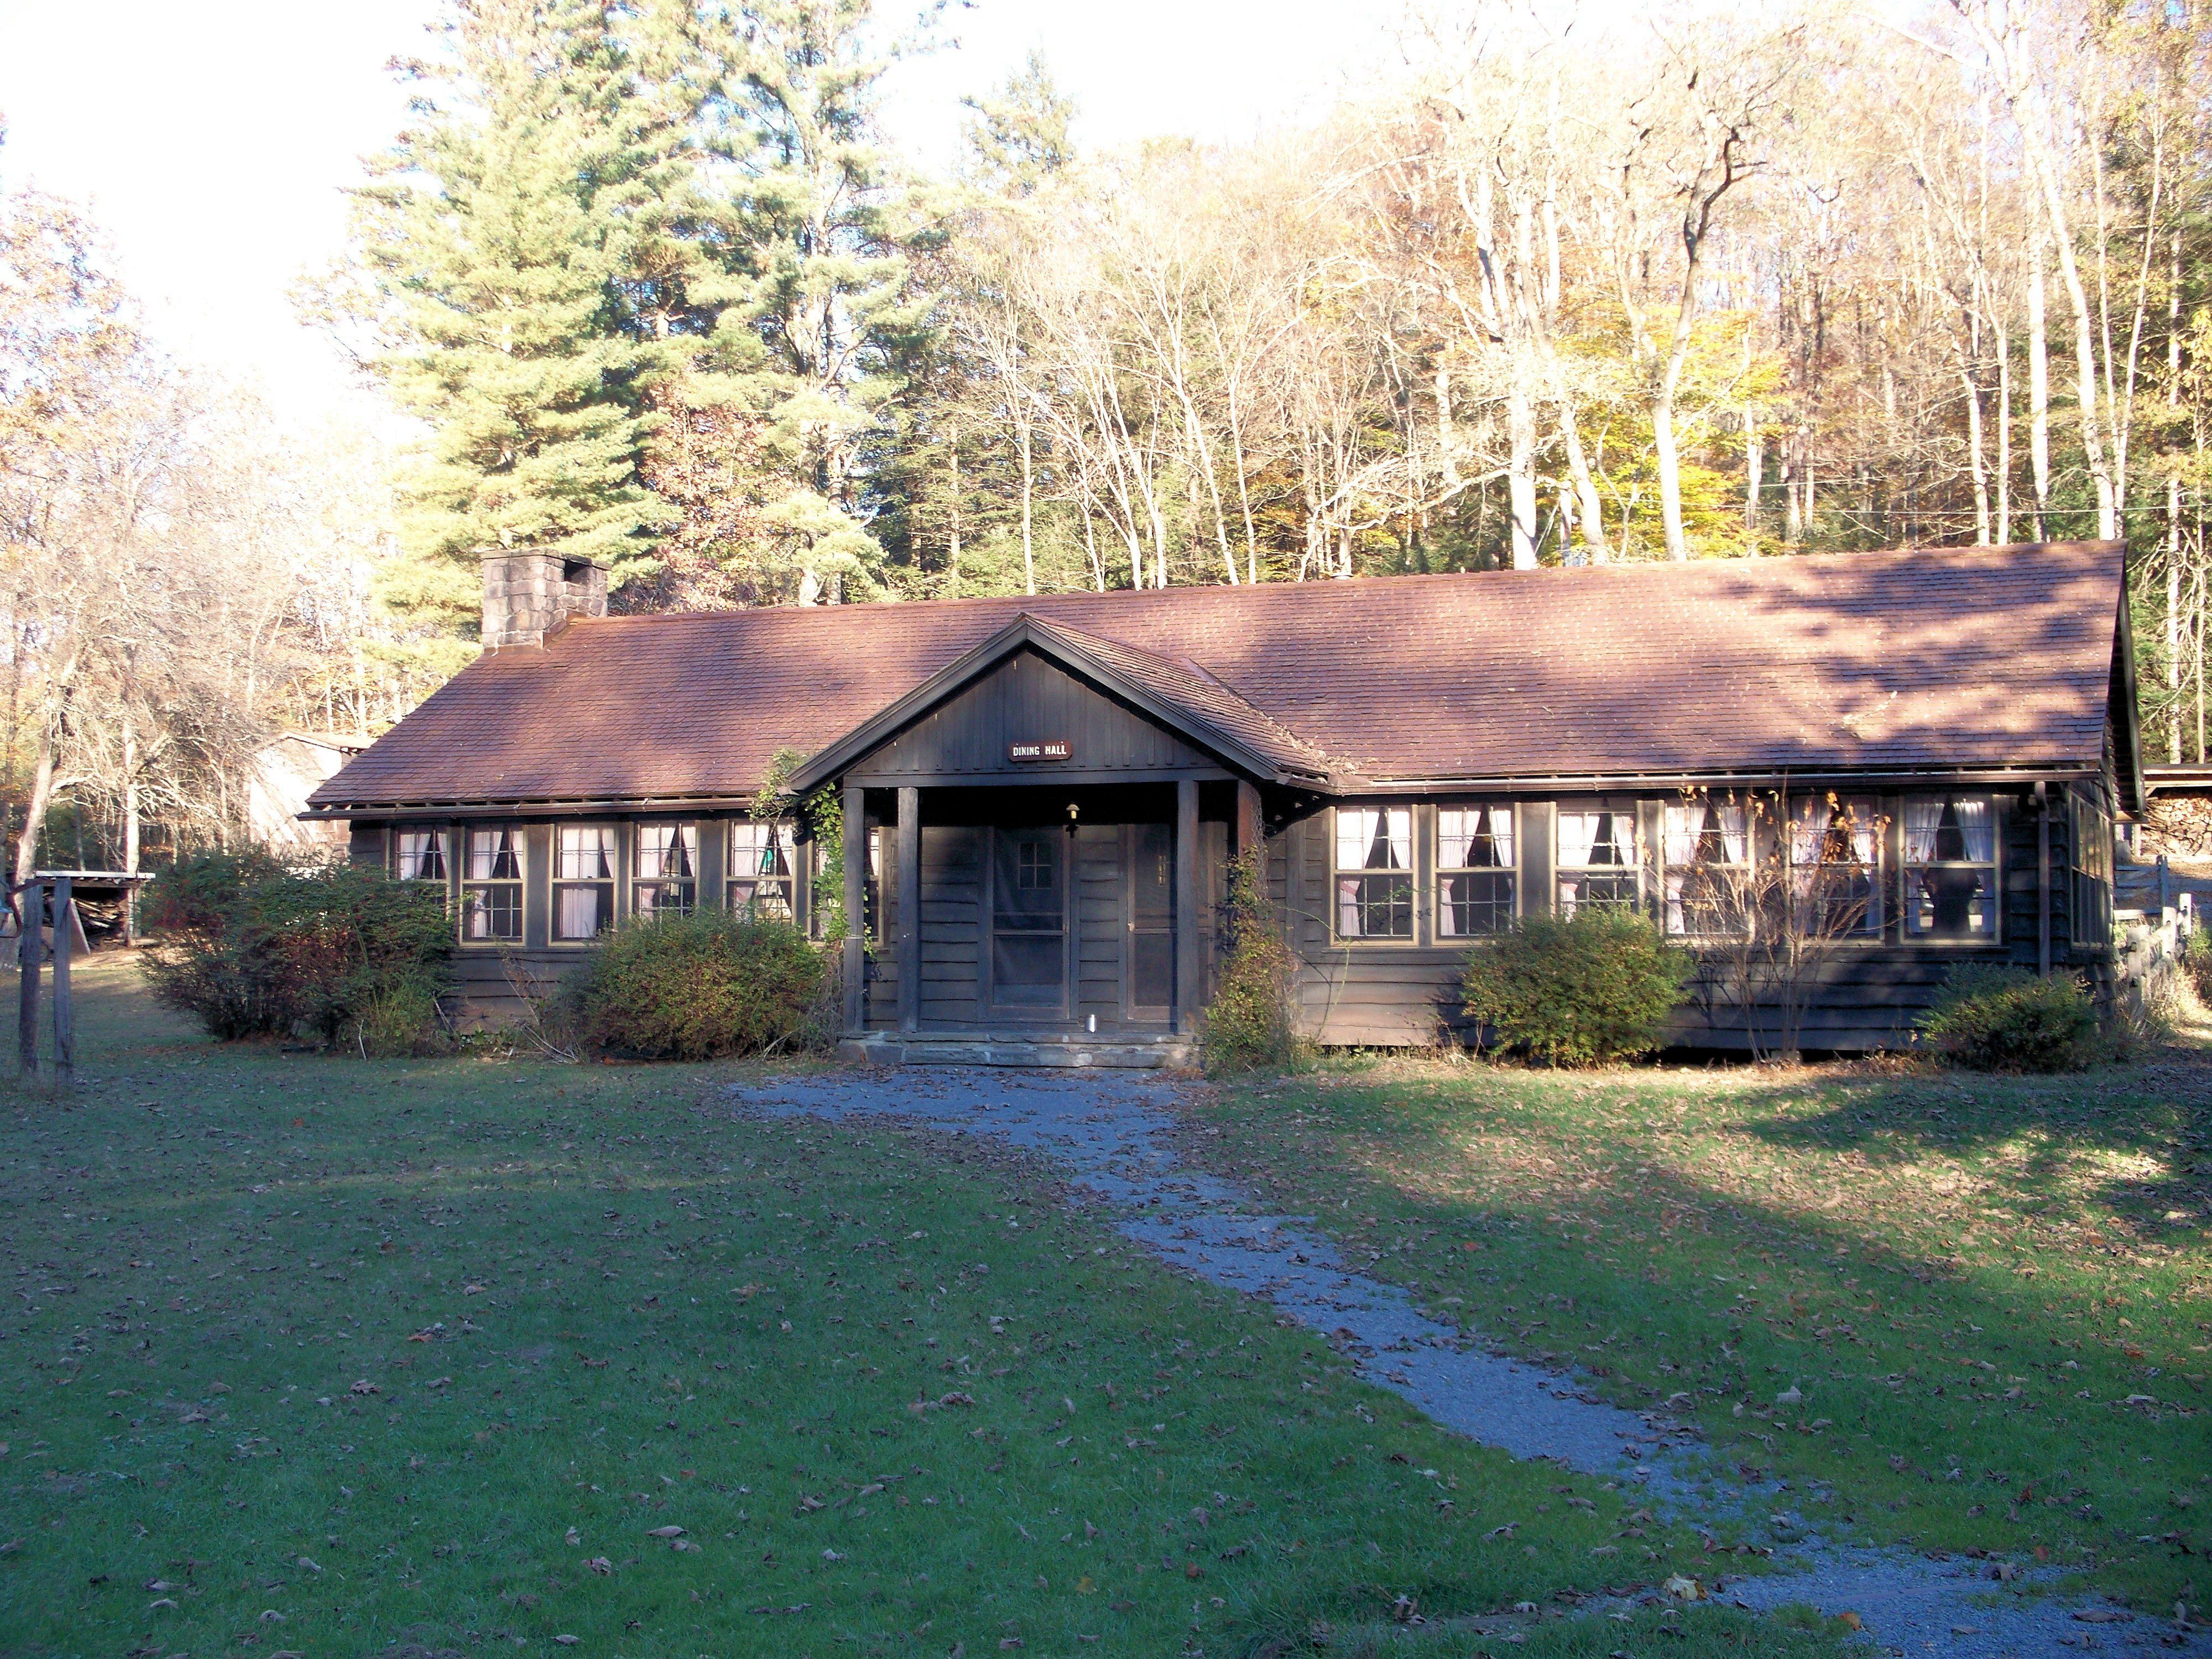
[842,784,866,1035]
[2036,780,2052,976]
[1175,778,1201,1036]
[1234,779,1262,859]
[896,786,921,1034]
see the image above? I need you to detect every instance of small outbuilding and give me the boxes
[306,540,2138,1062]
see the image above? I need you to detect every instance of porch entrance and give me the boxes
[983,820,1176,1028]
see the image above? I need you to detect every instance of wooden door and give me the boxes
[989,827,1067,1018]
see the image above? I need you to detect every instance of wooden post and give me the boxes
[1175,779,1201,1036]
[1234,780,1262,859]
[50,877,72,1088]
[2036,782,2052,977]
[896,786,921,1034]
[842,785,867,1036]
[16,880,41,1079]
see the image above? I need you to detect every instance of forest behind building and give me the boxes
[5,0,2211,878]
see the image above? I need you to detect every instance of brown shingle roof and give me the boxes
[309,540,2126,810]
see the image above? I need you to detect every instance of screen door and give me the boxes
[1127,823,1173,1021]
[992,828,1066,1014]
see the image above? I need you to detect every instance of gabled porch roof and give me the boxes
[781,612,1340,794]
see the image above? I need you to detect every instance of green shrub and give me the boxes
[569,910,832,1061]
[139,848,287,936]
[1460,910,1694,1066]
[1916,964,2100,1072]
[2184,927,2212,1005]
[1201,848,1298,1075]
[143,859,453,1050]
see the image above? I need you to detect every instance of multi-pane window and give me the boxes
[633,823,697,918]
[1789,795,1884,937]
[1904,795,1998,940]
[554,824,618,941]
[1333,807,1413,940]
[1556,807,1639,917]
[729,821,798,920]
[2070,787,2114,953]
[462,826,522,942]
[1661,800,1751,937]
[1437,806,1515,937]
[392,826,447,884]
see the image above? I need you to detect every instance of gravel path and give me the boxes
[732,1066,2200,1658]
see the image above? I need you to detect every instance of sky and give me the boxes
[0,0,1406,426]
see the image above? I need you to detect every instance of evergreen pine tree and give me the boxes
[672,0,937,603]
[352,0,679,627]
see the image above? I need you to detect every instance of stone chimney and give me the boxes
[479,549,608,648]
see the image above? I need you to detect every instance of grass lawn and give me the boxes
[1180,1050,2212,1619]
[0,961,1847,1659]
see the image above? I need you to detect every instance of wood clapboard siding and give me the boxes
[1075,824,1125,1025]
[848,649,1219,783]
[920,825,985,1026]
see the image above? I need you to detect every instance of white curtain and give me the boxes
[1558,811,1599,869]
[560,825,615,880]
[1905,797,1994,864]
[1441,806,1512,870]
[399,830,441,880]
[1665,803,1749,867]
[1792,797,1879,867]
[468,828,516,880]
[638,825,694,880]
[1337,808,1408,872]
[559,886,602,938]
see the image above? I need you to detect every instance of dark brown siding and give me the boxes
[847,649,1225,785]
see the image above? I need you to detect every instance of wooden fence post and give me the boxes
[51,877,73,1088]
[16,880,41,1079]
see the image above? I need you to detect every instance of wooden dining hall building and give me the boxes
[304,538,2141,1064]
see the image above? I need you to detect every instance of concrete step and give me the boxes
[834,1033,1195,1070]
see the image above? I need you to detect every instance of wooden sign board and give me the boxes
[1008,740,1073,763]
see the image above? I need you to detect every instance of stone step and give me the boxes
[834,1034,1194,1070]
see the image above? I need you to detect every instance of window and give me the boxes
[1557,807,1639,917]
[2070,787,2114,953]
[1334,807,1413,940]
[554,824,617,941]
[1904,795,1998,941]
[633,823,697,918]
[462,826,522,942]
[992,828,1066,1010]
[1788,795,1884,937]
[392,826,447,884]
[1661,800,1751,937]
[728,821,797,920]
[1438,806,1514,937]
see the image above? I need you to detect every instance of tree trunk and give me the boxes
[1508,382,1540,570]
[2028,239,2052,538]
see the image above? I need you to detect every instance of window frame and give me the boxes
[632,822,698,920]
[1660,797,1755,940]
[1901,793,2002,946]
[389,824,450,888]
[1785,793,1886,942]
[1436,803,1517,941]
[1331,805,1416,943]
[460,824,524,946]
[728,819,799,922]
[551,822,619,945]
[2069,785,2115,954]
[1554,801,1643,919]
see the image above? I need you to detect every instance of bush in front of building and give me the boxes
[568,910,833,1061]
[144,855,453,1052]
[1460,910,1694,1066]
[1201,848,1298,1074]
[1916,964,2100,1072]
